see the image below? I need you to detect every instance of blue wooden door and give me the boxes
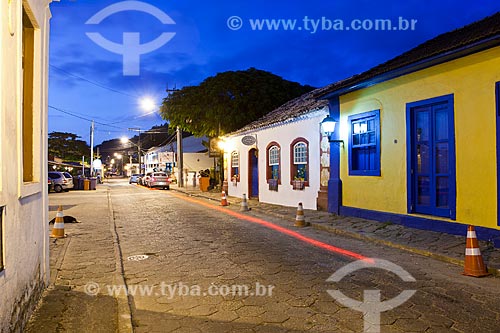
[408,95,455,219]
[249,149,259,197]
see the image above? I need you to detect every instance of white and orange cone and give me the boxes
[463,225,490,277]
[50,205,66,238]
[294,202,307,227]
[241,194,249,211]
[221,191,228,206]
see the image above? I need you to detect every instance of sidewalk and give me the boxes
[172,183,500,276]
[25,187,131,332]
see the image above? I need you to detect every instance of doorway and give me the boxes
[248,148,259,198]
[407,94,456,219]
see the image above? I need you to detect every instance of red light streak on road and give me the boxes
[170,193,371,262]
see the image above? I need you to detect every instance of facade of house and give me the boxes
[223,92,329,210]
[143,136,212,185]
[0,0,53,331]
[319,13,500,246]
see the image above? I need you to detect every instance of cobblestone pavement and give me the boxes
[26,179,500,332]
[26,190,119,332]
[172,184,500,274]
[113,181,499,332]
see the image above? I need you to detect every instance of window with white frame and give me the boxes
[266,143,281,184]
[290,138,309,183]
[231,151,239,182]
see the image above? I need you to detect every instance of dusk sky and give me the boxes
[48,0,500,145]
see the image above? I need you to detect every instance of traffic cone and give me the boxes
[50,205,66,238]
[221,191,228,206]
[294,202,307,227]
[241,194,249,211]
[463,225,490,277]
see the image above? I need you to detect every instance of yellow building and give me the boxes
[0,0,53,331]
[319,13,500,246]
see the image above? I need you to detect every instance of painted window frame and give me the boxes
[230,151,240,182]
[406,94,456,220]
[0,207,3,272]
[290,138,309,186]
[348,110,381,176]
[496,82,500,227]
[266,142,281,184]
[19,4,42,198]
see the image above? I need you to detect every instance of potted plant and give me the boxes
[268,178,278,191]
[292,168,306,190]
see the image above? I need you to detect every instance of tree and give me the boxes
[48,132,90,161]
[160,68,314,137]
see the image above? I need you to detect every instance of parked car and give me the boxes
[48,178,53,193]
[144,172,170,189]
[129,174,142,184]
[48,171,74,193]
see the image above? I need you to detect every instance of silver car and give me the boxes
[144,172,170,189]
[48,171,74,192]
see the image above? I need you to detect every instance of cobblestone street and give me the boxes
[27,179,500,332]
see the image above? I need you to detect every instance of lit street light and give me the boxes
[121,136,143,175]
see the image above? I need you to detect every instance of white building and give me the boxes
[223,91,329,210]
[144,136,213,183]
[0,1,53,331]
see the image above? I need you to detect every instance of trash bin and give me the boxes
[83,179,90,190]
[89,177,97,190]
[73,177,80,190]
[199,177,210,192]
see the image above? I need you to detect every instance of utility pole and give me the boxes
[90,120,94,176]
[176,126,183,187]
[128,127,142,175]
[166,85,183,187]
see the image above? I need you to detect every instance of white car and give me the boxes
[48,171,74,193]
[144,172,170,189]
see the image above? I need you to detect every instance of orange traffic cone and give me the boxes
[463,225,490,277]
[221,191,228,206]
[50,205,66,238]
[294,202,307,227]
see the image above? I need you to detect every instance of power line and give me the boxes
[48,105,125,130]
[49,64,139,98]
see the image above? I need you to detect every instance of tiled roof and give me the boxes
[230,12,499,135]
[231,88,328,135]
[318,12,500,97]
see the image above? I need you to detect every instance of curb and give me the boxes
[171,188,500,277]
[107,189,134,333]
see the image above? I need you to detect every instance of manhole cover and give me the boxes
[127,254,149,261]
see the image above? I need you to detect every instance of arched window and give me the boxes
[290,138,309,187]
[266,142,281,187]
[231,151,239,182]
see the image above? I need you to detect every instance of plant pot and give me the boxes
[268,179,278,191]
[292,179,305,190]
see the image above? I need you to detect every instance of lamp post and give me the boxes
[121,136,143,175]
[114,153,123,175]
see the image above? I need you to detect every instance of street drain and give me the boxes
[127,254,149,261]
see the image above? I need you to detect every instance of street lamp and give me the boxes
[114,153,123,175]
[121,136,143,175]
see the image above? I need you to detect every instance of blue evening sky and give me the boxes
[48,0,500,145]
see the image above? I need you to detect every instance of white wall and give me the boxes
[225,109,328,210]
[0,1,52,331]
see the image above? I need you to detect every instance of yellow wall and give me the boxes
[339,46,500,230]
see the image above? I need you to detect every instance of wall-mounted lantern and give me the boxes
[321,115,344,146]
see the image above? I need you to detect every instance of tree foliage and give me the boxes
[48,132,90,161]
[160,68,314,137]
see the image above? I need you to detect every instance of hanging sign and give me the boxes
[241,135,256,146]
